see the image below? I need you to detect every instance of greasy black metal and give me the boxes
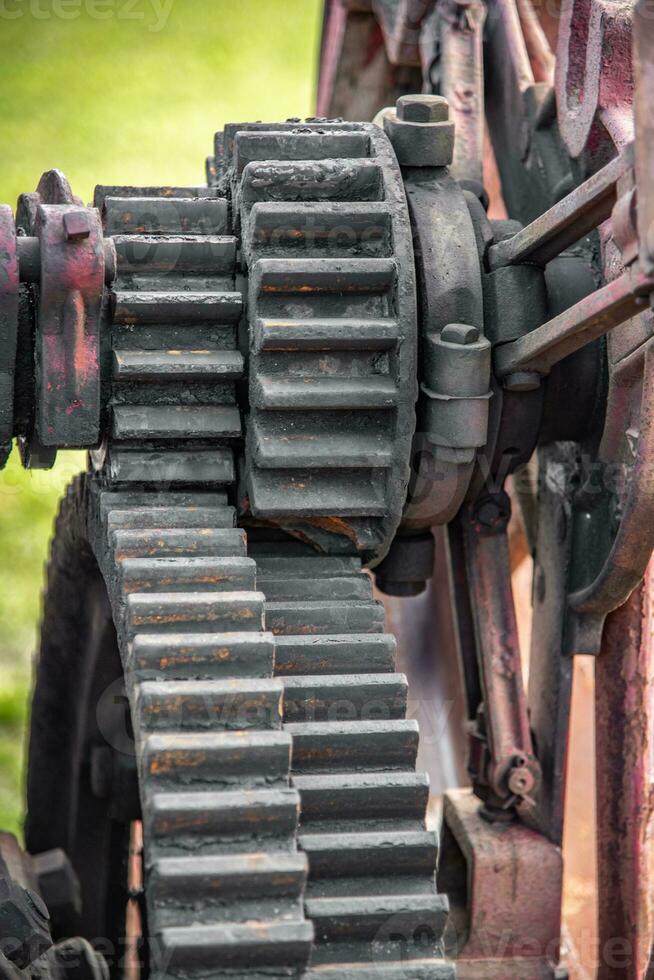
[93,482,314,977]
[400,168,487,531]
[32,851,81,941]
[223,121,418,564]
[256,543,453,976]
[383,96,455,167]
[565,342,654,653]
[539,253,605,445]
[92,184,243,490]
[0,853,51,969]
[374,531,435,596]
[484,5,572,224]
[15,168,458,978]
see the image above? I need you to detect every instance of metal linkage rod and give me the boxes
[440,0,486,186]
[463,513,541,807]
[634,0,654,274]
[494,265,654,377]
[488,145,634,270]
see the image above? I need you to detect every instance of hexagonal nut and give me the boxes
[396,94,449,123]
[0,880,51,969]
[383,97,455,167]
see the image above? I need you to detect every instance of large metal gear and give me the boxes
[1,0,653,977]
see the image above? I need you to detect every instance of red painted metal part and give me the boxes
[555,0,634,160]
[439,0,486,185]
[441,789,563,978]
[596,565,654,979]
[634,0,654,277]
[35,204,104,448]
[316,0,350,119]
[462,517,540,807]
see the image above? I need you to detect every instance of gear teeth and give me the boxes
[112,405,242,441]
[107,505,237,530]
[125,591,265,635]
[266,600,385,635]
[99,490,228,517]
[101,196,229,236]
[233,129,372,172]
[135,678,283,731]
[298,830,437,878]
[254,256,397,295]
[113,234,237,275]
[255,376,398,411]
[99,182,244,492]
[108,448,235,486]
[240,159,384,205]
[156,921,315,976]
[150,852,309,924]
[255,316,400,352]
[142,730,293,789]
[119,556,257,593]
[305,894,449,944]
[254,551,451,972]
[292,772,430,824]
[112,289,243,325]
[287,720,419,773]
[89,485,313,977]
[94,184,216,208]
[232,122,417,558]
[147,787,301,852]
[113,349,244,381]
[131,633,275,680]
[252,422,393,469]
[274,635,396,676]
[282,674,407,723]
[112,527,246,560]
[247,202,393,262]
[258,558,372,602]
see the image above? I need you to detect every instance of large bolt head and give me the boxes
[397,94,449,123]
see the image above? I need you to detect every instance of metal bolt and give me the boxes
[474,492,511,531]
[441,322,479,345]
[62,210,91,242]
[475,500,503,528]
[396,94,449,124]
[503,370,541,392]
[507,764,535,797]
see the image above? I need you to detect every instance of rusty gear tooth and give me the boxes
[229,121,418,562]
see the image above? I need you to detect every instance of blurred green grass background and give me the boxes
[0,0,323,837]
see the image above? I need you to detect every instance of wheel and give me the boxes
[25,477,134,970]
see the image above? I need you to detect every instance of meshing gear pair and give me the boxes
[2,0,654,974]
